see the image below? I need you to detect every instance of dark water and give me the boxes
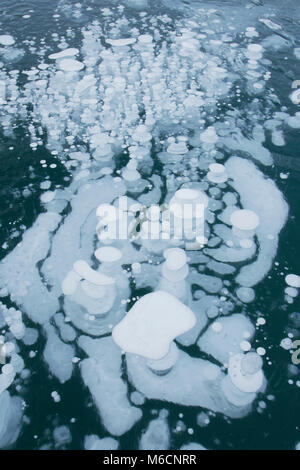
[0,0,299,450]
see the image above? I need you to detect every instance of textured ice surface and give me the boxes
[0,391,22,448]
[197,314,255,365]
[176,299,208,346]
[42,177,126,292]
[43,323,75,383]
[226,157,289,287]
[181,443,207,450]
[139,416,170,450]
[0,35,15,46]
[84,435,119,450]
[0,213,61,324]
[79,336,142,436]
[127,348,251,419]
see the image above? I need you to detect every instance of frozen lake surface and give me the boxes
[0,0,299,450]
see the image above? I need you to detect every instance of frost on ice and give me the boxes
[0,0,296,449]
